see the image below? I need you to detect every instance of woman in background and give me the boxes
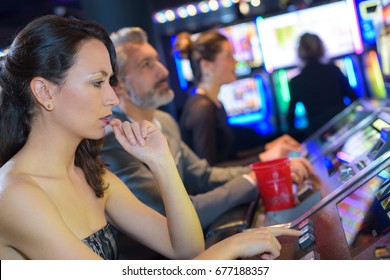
[287,32,358,138]
[0,15,299,260]
[176,31,302,166]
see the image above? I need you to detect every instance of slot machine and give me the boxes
[206,0,390,256]
[258,106,390,224]
[205,104,390,252]
[277,150,390,259]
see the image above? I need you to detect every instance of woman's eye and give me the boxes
[93,80,104,88]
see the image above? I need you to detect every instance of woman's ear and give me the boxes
[30,77,55,111]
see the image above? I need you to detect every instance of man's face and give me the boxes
[121,42,174,109]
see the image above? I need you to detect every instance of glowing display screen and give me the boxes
[337,168,390,256]
[318,105,366,145]
[218,76,263,118]
[257,1,360,71]
[323,117,389,176]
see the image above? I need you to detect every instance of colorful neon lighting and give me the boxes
[347,0,364,54]
[294,102,308,129]
[171,36,188,90]
[278,69,290,103]
[344,56,358,88]
[336,151,355,163]
[367,50,386,98]
[256,16,273,73]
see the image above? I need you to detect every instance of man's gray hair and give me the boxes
[110,27,148,77]
[110,27,148,47]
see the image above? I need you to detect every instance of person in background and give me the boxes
[175,31,302,166]
[287,32,358,138]
[102,26,313,232]
[0,15,300,260]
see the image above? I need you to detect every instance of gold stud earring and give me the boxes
[46,103,53,110]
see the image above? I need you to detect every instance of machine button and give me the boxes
[338,166,355,182]
[355,160,366,170]
[297,219,314,231]
[299,232,316,251]
[299,224,313,236]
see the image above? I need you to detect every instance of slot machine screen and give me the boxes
[218,21,263,76]
[172,21,263,88]
[218,76,265,124]
[336,168,390,257]
[377,27,390,82]
[317,104,367,146]
[256,0,360,71]
[323,118,389,177]
[355,0,380,46]
[376,1,390,90]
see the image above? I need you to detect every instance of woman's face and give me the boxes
[208,40,237,86]
[50,39,119,140]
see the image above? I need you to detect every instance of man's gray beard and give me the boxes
[128,85,174,109]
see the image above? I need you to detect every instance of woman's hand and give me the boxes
[195,227,300,260]
[259,135,302,162]
[110,118,171,165]
[265,134,301,151]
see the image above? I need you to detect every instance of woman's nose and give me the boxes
[106,85,120,106]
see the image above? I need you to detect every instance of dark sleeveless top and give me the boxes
[82,223,118,260]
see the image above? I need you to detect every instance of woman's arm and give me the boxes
[194,227,300,260]
[106,119,204,259]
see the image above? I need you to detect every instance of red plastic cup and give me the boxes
[250,158,295,211]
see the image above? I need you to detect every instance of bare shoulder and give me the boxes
[0,164,47,206]
[0,163,60,238]
[0,164,99,259]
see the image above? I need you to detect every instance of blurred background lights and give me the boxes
[198,1,211,13]
[153,0,240,23]
[165,9,176,21]
[154,12,167,24]
[209,0,220,11]
[239,2,250,14]
[177,7,189,18]
[221,0,233,8]
[186,4,197,16]
[251,0,261,7]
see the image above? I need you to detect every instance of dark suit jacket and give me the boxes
[287,61,358,137]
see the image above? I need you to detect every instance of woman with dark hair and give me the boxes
[176,31,302,166]
[0,15,299,260]
[287,32,358,137]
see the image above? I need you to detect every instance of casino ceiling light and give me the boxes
[152,0,236,24]
[239,1,250,14]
